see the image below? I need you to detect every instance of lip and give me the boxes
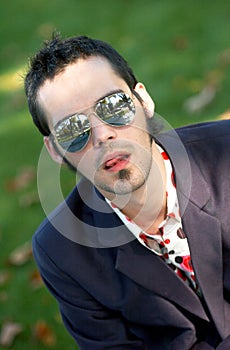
[102,152,131,172]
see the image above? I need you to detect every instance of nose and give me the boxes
[90,113,117,147]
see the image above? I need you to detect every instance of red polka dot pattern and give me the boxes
[106,145,201,296]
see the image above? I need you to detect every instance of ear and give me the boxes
[134,83,155,118]
[43,136,64,165]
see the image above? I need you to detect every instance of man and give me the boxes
[24,34,230,349]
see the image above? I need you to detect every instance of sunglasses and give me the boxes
[52,91,136,153]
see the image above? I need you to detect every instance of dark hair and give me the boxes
[24,33,138,136]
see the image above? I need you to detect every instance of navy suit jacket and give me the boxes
[33,120,230,349]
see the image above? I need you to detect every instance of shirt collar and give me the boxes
[105,144,181,251]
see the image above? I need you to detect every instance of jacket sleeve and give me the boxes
[32,236,146,350]
[216,336,230,350]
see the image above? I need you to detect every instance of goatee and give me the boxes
[118,169,131,181]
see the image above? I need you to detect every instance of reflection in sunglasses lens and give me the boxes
[54,92,135,152]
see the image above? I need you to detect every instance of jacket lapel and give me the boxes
[91,186,135,248]
[181,198,225,337]
[116,239,209,321]
[159,130,225,336]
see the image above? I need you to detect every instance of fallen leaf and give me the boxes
[8,242,32,266]
[5,166,36,192]
[0,321,23,347]
[33,320,56,347]
[30,270,43,289]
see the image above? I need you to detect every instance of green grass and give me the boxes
[0,0,229,348]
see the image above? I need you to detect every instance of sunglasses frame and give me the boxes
[52,91,136,153]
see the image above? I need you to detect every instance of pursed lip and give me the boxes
[101,151,131,171]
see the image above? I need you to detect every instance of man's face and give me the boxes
[38,56,155,199]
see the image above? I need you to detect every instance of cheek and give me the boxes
[129,113,150,143]
[68,148,96,179]
[131,126,152,148]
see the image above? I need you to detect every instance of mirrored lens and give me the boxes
[95,92,135,126]
[55,114,90,152]
[53,92,135,153]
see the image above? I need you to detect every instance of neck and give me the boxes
[104,142,167,233]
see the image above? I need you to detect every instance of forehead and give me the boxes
[37,56,128,127]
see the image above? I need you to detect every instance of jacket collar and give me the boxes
[155,129,210,210]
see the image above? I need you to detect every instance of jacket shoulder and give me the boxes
[175,120,230,143]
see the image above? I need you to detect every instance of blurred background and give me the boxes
[0,0,229,348]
